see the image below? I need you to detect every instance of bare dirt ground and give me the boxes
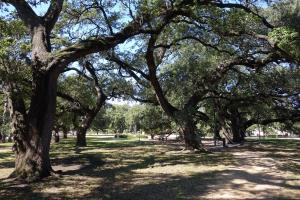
[0,137,299,200]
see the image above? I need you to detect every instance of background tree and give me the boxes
[207,60,300,142]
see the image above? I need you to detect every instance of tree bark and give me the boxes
[1,1,63,180]
[75,111,99,147]
[182,119,202,150]
[229,109,245,143]
[7,71,59,181]
[76,127,87,147]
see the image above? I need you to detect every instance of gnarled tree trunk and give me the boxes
[8,71,58,181]
[182,119,201,150]
[75,112,98,147]
[229,110,245,143]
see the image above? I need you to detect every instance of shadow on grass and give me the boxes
[81,168,300,200]
[0,151,14,160]
[278,163,300,175]
[52,152,104,165]
[87,171,218,200]
[1,138,300,200]
[0,160,14,168]
[87,139,157,149]
[0,180,46,200]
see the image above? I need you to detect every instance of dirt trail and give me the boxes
[202,143,300,199]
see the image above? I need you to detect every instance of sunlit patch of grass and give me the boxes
[0,142,13,148]
[0,143,14,175]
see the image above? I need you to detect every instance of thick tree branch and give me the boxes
[2,0,40,31]
[146,34,178,116]
[52,7,193,69]
[125,93,158,105]
[43,0,64,33]
[52,17,144,67]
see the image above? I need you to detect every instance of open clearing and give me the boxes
[0,137,299,200]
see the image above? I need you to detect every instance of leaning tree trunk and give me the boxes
[8,71,59,181]
[148,71,202,150]
[75,71,106,147]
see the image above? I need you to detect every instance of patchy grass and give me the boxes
[0,137,300,199]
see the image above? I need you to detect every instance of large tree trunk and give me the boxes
[182,119,202,150]
[229,111,245,143]
[231,125,243,143]
[146,37,204,150]
[76,127,87,147]
[75,112,97,147]
[8,71,58,181]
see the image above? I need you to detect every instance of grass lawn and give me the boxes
[0,136,299,200]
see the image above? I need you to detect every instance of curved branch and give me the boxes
[2,0,40,31]
[53,16,144,67]
[146,34,178,116]
[56,91,91,113]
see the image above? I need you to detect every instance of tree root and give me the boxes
[8,166,62,183]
